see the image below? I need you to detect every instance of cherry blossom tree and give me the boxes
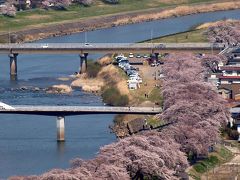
[0,2,16,17]
[160,53,230,156]
[206,20,240,46]
[9,52,230,179]
[42,0,71,10]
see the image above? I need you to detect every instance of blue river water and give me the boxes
[0,9,240,178]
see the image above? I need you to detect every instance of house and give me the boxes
[218,87,232,100]
[207,74,219,87]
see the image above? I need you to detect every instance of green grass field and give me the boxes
[143,29,208,43]
[188,145,233,180]
[0,0,223,33]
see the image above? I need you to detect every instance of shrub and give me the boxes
[102,87,129,106]
[74,0,93,6]
[0,3,16,17]
[103,0,119,4]
[87,61,101,78]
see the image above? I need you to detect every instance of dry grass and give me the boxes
[71,77,104,93]
[26,14,51,20]
[113,2,240,26]
[116,80,130,96]
[97,54,113,66]
[196,19,239,29]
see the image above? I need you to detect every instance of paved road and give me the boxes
[0,43,224,54]
[0,105,162,116]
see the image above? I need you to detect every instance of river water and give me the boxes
[0,9,240,178]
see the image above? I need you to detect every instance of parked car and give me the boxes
[129,73,139,77]
[123,64,131,72]
[128,77,142,83]
[119,62,129,69]
[136,54,142,58]
[143,54,149,58]
[129,53,134,58]
[41,44,48,48]
[127,70,137,76]
[115,54,126,62]
[150,62,160,67]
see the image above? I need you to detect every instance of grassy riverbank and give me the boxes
[188,145,233,180]
[144,29,207,43]
[0,0,226,32]
[1,1,240,43]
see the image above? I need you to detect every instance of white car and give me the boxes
[129,53,134,58]
[42,44,48,48]
[119,62,129,69]
[115,54,126,60]
[128,77,142,83]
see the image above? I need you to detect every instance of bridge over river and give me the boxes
[0,105,162,141]
[0,43,224,79]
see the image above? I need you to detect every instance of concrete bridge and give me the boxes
[0,105,162,141]
[0,43,224,79]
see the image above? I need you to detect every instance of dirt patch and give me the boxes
[26,14,51,20]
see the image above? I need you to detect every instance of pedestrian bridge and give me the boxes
[0,104,162,141]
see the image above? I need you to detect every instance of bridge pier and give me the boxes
[79,53,88,74]
[9,53,18,78]
[57,116,65,142]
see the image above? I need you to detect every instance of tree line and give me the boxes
[9,52,230,179]
[0,0,119,17]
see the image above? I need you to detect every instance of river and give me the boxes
[0,9,240,178]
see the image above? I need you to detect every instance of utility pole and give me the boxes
[84,32,87,44]
[151,29,153,54]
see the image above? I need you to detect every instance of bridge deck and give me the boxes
[0,106,162,116]
[0,43,224,54]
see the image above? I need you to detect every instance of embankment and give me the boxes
[1,1,240,43]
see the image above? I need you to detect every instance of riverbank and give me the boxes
[187,144,234,180]
[62,55,163,137]
[1,1,240,43]
[141,19,237,43]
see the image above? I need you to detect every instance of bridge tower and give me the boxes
[57,116,65,142]
[9,53,18,79]
[79,53,88,74]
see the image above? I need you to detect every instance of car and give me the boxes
[128,77,143,83]
[136,54,142,58]
[123,65,131,72]
[42,44,48,48]
[119,59,129,64]
[115,54,126,61]
[119,62,129,69]
[150,63,159,67]
[157,44,165,48]
[116,56,127,63]
[127,70,137,76]
[84,43,92,46]
[129,53,134,58]
[143,54,149,58]
[129,73,139,77]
